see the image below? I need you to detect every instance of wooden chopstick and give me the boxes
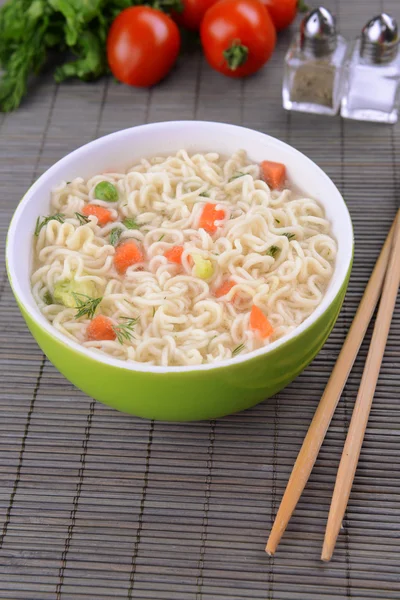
[321,210,400,561]
[266,210,398,557]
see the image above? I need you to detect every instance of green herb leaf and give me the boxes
[72,293,103,320]
[275,218,281,224]
[110,227,122,246]
[94,181,118,202]
[266,245,280,258]
[34,213,65,236]
[43,290,53,305]
[113,316,139,344]
[228,172,246,182]
[153,0,184,13]
[158,234,165,241]
[75,212,90,225]
[152,307,156,317]
[54,30,105,83]
[199,191,209,197]
[281,232,295,240]
[232,343,245,357]
[0,0,50,112]
[122,217,140,230]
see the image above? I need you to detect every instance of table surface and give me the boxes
[1,1,400,599]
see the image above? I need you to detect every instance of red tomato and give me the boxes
[263,0,298,31]
[107,7,181,87]
[200,0,276,78]
[173,0,219,30]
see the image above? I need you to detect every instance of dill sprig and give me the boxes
[266,245,280,258]
[232,343,245,357]
[158,234,165,241]
[72,293,103,320]
[199,191,209,197]
[282,232,295,240]
[75,212,90,225]
[43,290,53,305]
[228,172,246,182]
[122,217,140,230]
[110,228,123,246]
[113,316,140,344]
[35,213,65,236]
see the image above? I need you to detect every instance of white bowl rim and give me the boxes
[7,120,353,374]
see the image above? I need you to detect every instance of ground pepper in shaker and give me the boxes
[283,7,348,116]
[341,14,400,123]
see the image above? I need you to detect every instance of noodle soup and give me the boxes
[31,150,337,367]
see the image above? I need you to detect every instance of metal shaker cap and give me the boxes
[360,13,399,64]
[300,7,337,58]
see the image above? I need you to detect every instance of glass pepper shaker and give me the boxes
[341,14,400,124]
[282,7,348,116]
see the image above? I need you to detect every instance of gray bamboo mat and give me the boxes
[1,0,400,598]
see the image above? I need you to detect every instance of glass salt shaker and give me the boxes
[283,7,348,116]
[341,14,400,124]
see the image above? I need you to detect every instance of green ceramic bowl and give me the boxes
[7,121,353,421]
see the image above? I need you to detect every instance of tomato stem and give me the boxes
[297,0,310,12]
[223,41,248,71]
[152,0,184,13]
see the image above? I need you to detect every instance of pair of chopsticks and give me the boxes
[266,208,400,562]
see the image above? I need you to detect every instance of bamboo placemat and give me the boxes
[1,0,400,598]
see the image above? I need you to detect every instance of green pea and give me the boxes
[94,181,118,202]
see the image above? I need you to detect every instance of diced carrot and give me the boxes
[164,246,184,264]
[215,280,236,298]
[114,240,144,274]
[260,160,286,190]
[250,305,274,338]
[82,204,115,226]
[164,246,193,266]
[199,203,225,234]
[87,315,116,341]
